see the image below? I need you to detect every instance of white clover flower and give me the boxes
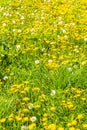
[50,42,54,44]
[67,67,72,72]
[12,29,16,32]
[74,48,79,53]
[28,104,34,110]
[62,29,66,33]
[2,23,6,26]
[84,38,87,42]
[1,54,4,57]
[41,48,45,51]
[35,60,39,64]
[30,116,36,122]
[18,29,22,33]
[64,35,68,38]
[21,125,28,130]
[58,21,63,25]
[21,15,25,20]
[21,22,24,25]
[16,45,21,50]
[3,76,8,80]
[70,22,75,26]
[48,59,52,63]
[50,90,56,96]
[3,12,7,16]
[12,20,16,24]
[58,16,62,20]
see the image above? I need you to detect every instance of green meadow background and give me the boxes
[0,0,87,130]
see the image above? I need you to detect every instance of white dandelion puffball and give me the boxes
[3,76,8,80]
[30,116,36,122]
[35,60,39,64]
[50,90,56,96]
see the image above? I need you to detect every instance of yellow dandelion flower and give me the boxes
[24,87,30,91]
[15,116,22,121]
[22,108,29,113]
[32,87,40,92]
[43,113,48,117]
[8,117,13,122]
[58,127,64,130]
[81,97,86,101]
[47,124,56,130]
[77,114,83,120]
[42,117,47,122]
[28,123,36,130]
[0,81,3,85]
[82,124,87,128]
[24,81,29,84]
[22,97,30,101]
[71,120,77,126]
[50,106,56,111]
[22,117,29,122]
[34,105,40,109]
[69,127,75,130]
[0,118,6,123]
[67,123,71,127]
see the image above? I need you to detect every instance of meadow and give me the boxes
[0,0,87,130]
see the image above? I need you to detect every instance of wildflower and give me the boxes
[72,120,77,126]
[67,101,74,109]
[69,127,75,130]
[2,23,6,26]
[67,120,77,127]
[82,124,87,128]
[30,116,36,122]
[16,45,21,50]
[84,38,87,41]
[81,97,86,101]
[34,104,40,109]
[58,21,63,25]
[12,29,16,32]
[24,87,30,91]
[21,22,24,25]
[0,81,3,85]
[21,125,28,130]
[35,60,39,64]
[32,87,40,92]
[67,67,72,72]
[23,97,30,101]
[47,124,56,130]
[22,117,29,122]
[12,20,16,24]
[50,90,56,96]
[0,118,6,123]
[3,12,7,16]
[42,48,45,52]
[28,123,36,130]
[48,59,53,63]
[42,117,47,122]
[1,54,4,57]
[77,114,83,120]
[58,127,64,130]
[21,15,25,20]
[22,108,29,113]
[62,29,66,33]
[50,42,54,44]
[50,106,56,111]
[8,117,13,122]
[28,104,34,110]
[3,76,8,80]
[15,116,22,121]
[18,29,22,33]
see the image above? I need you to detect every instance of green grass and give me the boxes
[0,0,87,130]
